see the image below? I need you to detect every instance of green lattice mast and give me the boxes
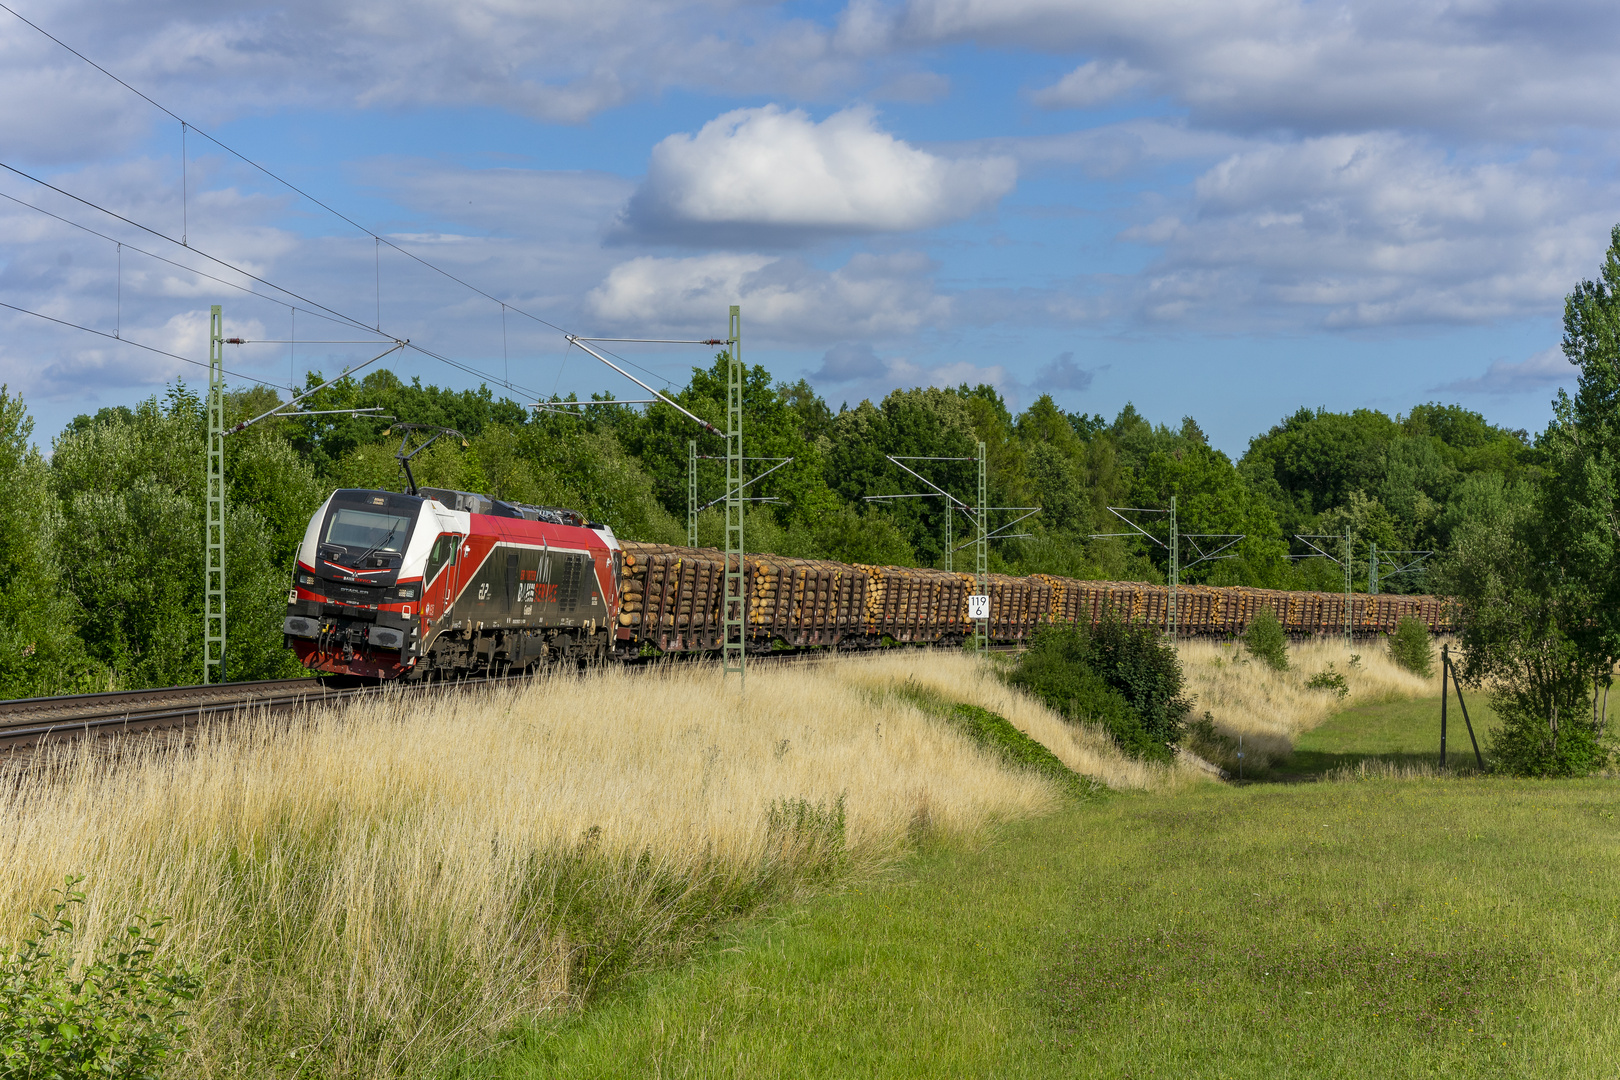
[975,439,987,654]
[203,304,226,684]
[723,306,745,686]
[1168,494,1178,642]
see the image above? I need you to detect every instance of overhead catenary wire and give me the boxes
[2,3,723,415]
[0,0,608,355]
[0,160,395,343]
[0,298,292,389]
[0,158,551,402]
[2,156,670,408]
[0,4,578,331]
[0,187,363,336]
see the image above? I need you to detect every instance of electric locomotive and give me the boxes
[283,487,620,680]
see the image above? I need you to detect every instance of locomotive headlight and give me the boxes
[298,573,315,586]
[396,586,416,599]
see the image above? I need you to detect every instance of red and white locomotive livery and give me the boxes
[284,487,620,680]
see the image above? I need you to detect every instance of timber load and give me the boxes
[615,540,1451,653]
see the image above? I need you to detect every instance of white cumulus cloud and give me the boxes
[1114,133,1616,329]
[621,105,1016,243]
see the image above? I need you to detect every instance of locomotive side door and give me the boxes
[423,532,462,630]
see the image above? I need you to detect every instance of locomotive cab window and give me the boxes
[324,508,412,553]
[424,533,458,584]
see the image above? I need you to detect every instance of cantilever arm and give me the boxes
[951,508,1042,553]
[695,458,795,512]
[567,336,723,436]
[885,456,973,512]
[228,342,404,434]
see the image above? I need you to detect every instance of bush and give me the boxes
[1305,664,1350,699]
[1087,616,1192,743]
[1243,608,1289,671]
[1487,694,1609,777]
[1006,620,1190,761]
[1387,615,1434,678]
[0,877,201,1079]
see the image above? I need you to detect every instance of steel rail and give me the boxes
[0,637,1043,762]
[0,678,367,757]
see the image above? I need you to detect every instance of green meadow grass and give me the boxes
[1277,694,1502,779]
[478,776,1620,1079]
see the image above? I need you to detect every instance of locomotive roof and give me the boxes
[332,486,592,528]
[331,489,424,512]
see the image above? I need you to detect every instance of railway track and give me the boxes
[0,643,1025,760]
[0,678,374,758]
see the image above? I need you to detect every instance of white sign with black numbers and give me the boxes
[968,594,990,620]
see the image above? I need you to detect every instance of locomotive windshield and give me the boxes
[324,508,413,553]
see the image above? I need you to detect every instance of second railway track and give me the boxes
[0,678,375,758]
[0,644,1022,760]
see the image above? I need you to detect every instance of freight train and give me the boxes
[284,487,1451,681]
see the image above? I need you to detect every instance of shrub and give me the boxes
[1006,620,1190,761]
[1243,608,1289,671]
[1087,616,1192,745]
[1487,691,1609,777]
[1305,664,1350,699]
[0,876,201,1080]
[1387,615,1434,678]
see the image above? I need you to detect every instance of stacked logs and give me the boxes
[957,572,1050,641]
[1019,580,1451,637]
[617,542,728,648]
[614,541,1451,652]
[855,565,967,641]
[746,557,864,644]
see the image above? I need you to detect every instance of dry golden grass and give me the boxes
[0,652,1073,1079]
[1178,637,1438,769]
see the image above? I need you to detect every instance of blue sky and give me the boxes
[2,0,1616,454]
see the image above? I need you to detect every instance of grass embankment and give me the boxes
[0,651,1140,1079]
[484,778,1620,1079]
[1179,638,1436,771]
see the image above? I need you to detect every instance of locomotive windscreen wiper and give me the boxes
[354,524,401,566]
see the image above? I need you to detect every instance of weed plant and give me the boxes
[1306,664,1351,698]
[0,877,199,1078]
